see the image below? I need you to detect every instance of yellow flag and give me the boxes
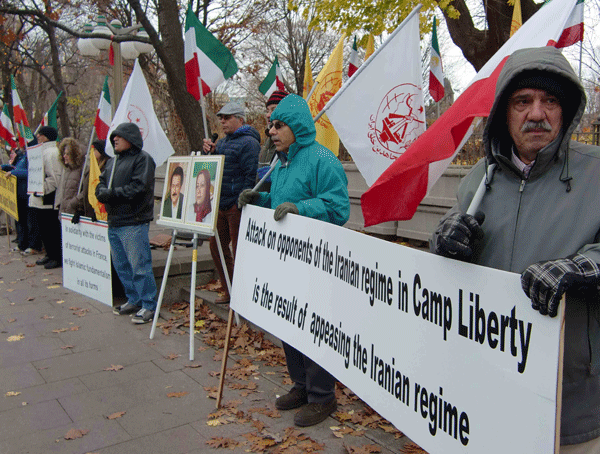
[365,34,375,60]
[302,50,314,99]
[510,0,522,37]
[88,150,108,221]
[308,35,344,156]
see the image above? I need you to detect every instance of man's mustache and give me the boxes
[521,120,552,133]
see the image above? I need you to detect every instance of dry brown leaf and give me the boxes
[7,334,24,342]
[64,428,89,440]
[26,297,35,301]
[26,263,35,268]
[206,437,239,448]
[165,353,181,360]
[6,289,14,292]
[184,363,202,368]
[106,411,126,420]
[7,318,16,323]
[61,345,75,350]
[70,326,80,331]
[5,391,21,397]
[52,328,68,333]
[167,391,188,398]
[400,442,429,454]
[69,307,81,311]
[104,364,124,371]
[47,285,60,289]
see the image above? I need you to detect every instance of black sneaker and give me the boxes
[44,260,62,269]
[132,308,155,324]
[275,387,308,410]
[36,256,51,265]
[113,302,139,315]
[294,399,337,427]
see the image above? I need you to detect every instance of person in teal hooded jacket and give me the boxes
[238,93,350,427]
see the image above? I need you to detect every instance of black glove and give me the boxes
[238,189,259,209]
[96,188,113,204]
[90,211,98,223]
[521,253,600,317]
[432,211,485,261]
[274,202,299,221]
[71,210,83,224]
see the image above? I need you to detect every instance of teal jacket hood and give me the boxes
[270,94,316,159]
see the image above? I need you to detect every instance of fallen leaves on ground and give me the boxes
[47,285,60,289]
[61,345,75,350]
[26,297,34,301]
[5,391,21,397]
[164,353,181,360]
[52,328,68,333]
[41,315,54,320]
[64,428,89,440]
[345,444,382,453]
[400,442,429,454]
[7,333,24,341]
[106,411,126,420]
[103,364,124,372]
[167,391,188,398]
[206,437,239,448]
[7,318,16,323]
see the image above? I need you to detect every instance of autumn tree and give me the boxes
[296,0,543,72]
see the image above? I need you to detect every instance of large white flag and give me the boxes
[325,7,424,186]
[105,60,175,167]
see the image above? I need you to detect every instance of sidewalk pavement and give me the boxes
[0,215,419,454]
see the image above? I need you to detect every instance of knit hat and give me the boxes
[92,140,108,158]
[37,126,58,142]
[217,102,246,120]
[266,90,288,108]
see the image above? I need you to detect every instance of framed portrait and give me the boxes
[157,155,224,236]
[158,157,191,226]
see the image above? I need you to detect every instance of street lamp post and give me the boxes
[77,15,153,111]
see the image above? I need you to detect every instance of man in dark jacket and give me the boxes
[431,47,600,452]
[203,102,259,303]
[96,122,157,324]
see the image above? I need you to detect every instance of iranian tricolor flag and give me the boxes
[11,75,33,148]
[549,0,584,47]
[184,5,238,100]
[0,104,17,148]
[38,91,62,133]
[348,36,359,78]
[259,56,286,97]
[361,0,585,226]
[429,17,444,102]
[95,76,112,140]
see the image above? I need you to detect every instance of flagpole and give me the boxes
[313,4,422,123]
[306,80,319,101]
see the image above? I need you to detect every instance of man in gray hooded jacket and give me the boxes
[431,47,600,451]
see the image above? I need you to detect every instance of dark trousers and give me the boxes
[27,207,43,251]
[209,205,242,296]
[36,208,62,261]
[15,198,29,250]
[282,341,336,403]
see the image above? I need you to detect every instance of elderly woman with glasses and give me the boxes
[238,93,350,428]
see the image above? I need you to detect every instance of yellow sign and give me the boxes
[0,171,18,221]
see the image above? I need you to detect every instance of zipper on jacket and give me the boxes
[509,179,527,269]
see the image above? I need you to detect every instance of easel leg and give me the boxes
[216,307,235,408]
[149,229,178,340]
[189,234,199,361]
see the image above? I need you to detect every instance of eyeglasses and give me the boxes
[218,114,233,121]
[269,120,287,130]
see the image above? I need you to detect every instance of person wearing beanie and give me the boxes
[29,125,63,268]
[431,47,600,451]
[96,123,157,325]
[203,102,260,304]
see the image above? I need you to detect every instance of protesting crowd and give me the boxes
[2,0,600,449]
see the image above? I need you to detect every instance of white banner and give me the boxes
[26,142,45,195]
[61,214,112,306]
[231,206,561,454]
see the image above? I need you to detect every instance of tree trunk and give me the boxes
[128,0,207,153]
[44,23,69,138]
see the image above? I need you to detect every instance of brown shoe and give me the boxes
[294,399,337,427]
[275,388,308,410]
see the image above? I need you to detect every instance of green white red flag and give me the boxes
[184,5,238,99]
[11,75,33,148]
[38,91,62,133]
[95,77,112,140]
[259,56,286,97]
[0,104,17,148]
[348,36,359,78]
[549,0,584,47]
[361,0,585,226]
[429,18,444,102]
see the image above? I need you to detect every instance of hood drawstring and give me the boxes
[559,147,572,192]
